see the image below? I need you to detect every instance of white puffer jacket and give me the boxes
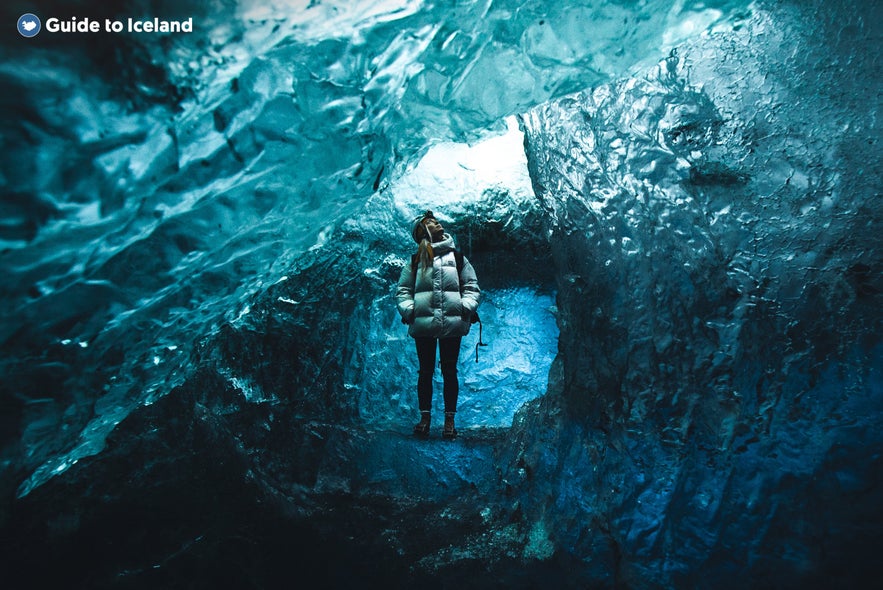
[395,234,481,339]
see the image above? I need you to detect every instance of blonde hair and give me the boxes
[416,237,434,273]
[410,213,435,273]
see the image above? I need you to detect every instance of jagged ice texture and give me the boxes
[0,0,881,588]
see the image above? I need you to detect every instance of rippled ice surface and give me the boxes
[1,0,881,587]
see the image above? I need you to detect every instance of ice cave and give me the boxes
[1,0,880,588]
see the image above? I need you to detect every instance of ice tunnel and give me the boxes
[1,0,881,588]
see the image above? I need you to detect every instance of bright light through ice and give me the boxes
[661,8,725,50]
[392,116,532,216]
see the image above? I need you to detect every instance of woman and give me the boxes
[396,210,481,439]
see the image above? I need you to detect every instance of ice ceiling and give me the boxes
[1,0,881,588]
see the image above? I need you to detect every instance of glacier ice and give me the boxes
[1,0,881,588]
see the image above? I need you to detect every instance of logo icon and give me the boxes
[18,13,41,38]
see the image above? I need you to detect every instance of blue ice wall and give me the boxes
[0,0,880,588]
[355,284,557,429]
[1,0,744,493]
[515,1,882,586]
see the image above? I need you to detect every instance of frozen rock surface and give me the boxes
[0,0,880,588]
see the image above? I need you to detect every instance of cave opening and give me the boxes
[351,116,560,432]
[2,1,881,588]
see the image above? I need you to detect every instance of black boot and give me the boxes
[413,411,431,438]
[442,411,457,440]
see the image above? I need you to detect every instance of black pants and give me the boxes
[415,337,462,413]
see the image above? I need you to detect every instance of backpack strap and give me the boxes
[454,250,482,328]
[454,250,464,277]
